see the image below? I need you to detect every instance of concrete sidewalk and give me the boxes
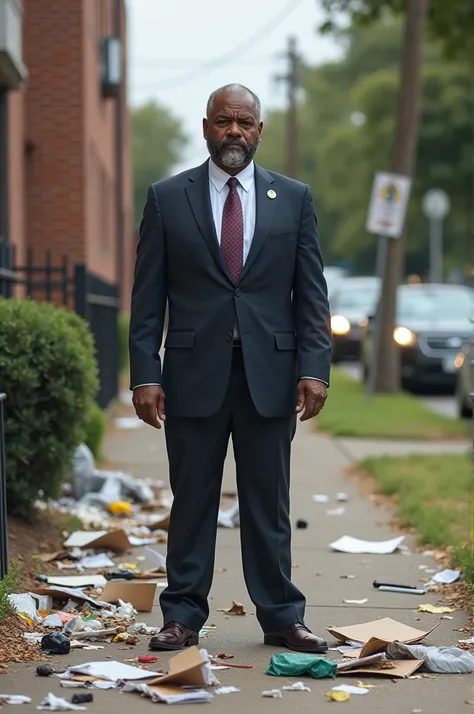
[3,401,472,712]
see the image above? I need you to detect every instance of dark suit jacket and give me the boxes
[129,160,331,418]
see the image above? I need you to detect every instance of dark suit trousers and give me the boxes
[160,347,306,633]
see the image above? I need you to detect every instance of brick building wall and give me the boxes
[5,0,132,305]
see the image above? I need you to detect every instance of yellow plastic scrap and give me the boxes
[122,563,137,570]
[107,500,132,516]
[17,613,34,627]
[417,604,454,614]
[326,690,350,702]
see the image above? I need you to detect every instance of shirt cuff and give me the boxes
[133,383,161,389]
[299,376,328,386]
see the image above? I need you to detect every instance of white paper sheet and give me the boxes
[431,569,460,584]
[43,575,107,589]
[312,494,329,503]
[331,685,370,695]
[64,532,108,548]
[329,535,405,554]
[43,613,63,628]
[215,687,240,695]
[0,696,32,704]
[79,554,115,569]
[144,547,167,571]
[326,507,345,516]
[122,682,213,704]
[128,536,157,547]
[37,693,87,711]
[67,661,159,682]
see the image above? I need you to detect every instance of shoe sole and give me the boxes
[149,636,199,652]
[263,635,328,654]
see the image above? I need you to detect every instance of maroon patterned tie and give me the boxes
[221,177,244,283]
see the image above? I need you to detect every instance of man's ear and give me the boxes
[202,117,208,140]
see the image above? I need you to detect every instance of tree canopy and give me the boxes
[257,16,473,276]
[132,101,188,228]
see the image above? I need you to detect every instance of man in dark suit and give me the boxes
[129,83,331,653]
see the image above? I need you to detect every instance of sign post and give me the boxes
[421,189,451,283]
[364,172,412,400]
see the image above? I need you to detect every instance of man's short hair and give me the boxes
[206,83,262,122]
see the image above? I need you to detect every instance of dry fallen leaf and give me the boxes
[417,604,454,614]
[465,700,474,705]
[217,601,246,615]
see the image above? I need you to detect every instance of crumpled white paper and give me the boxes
[37,693,87,711]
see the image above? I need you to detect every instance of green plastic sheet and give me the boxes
[266,653,337,679]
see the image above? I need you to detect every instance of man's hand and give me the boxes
[133,385,166,429]
[296,379,327,421]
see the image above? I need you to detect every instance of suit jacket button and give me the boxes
[225,332,233,342]
[235,288,242,297]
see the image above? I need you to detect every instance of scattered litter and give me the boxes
[386,642,474,674]
[343,599,368,605]
[262,690,282,698]
[37,693,87,711]
[331,684,370,695]
[101,581,156,612]
[282,681,311,691]
[65,661,159,682]
[296,519,308,529]
[217,500,240,528]
[0,696,32,705]
[430,569,461,585]
[138,656,159,664]
[216,653,234,660]
[417,604,454,614]
[266,653,336,679]
[37,575,107,589]
[327,508,345,516]
[107,501,132,516]
[340,575,355,580]
[8,593,41,622]
[63,530,130,554]
[41,633,71,655]
[215,687,240,695]
[326,690,350,702]
[78,554,115,569]
[440,616,454,621]
[329,535,405,555]
[217,601,246,615]
[312,494,329,503]
[70,695,93,706]
[143,547,167,571]
[336,493,348,502]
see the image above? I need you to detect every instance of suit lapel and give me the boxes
[241,165,278,280]
[185,160,233,281]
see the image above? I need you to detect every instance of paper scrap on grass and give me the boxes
[430,569,461,585]
[64,530,130,554]
[217,601,246,615]
[0,695,32,705]
[417,604,454,614]
[101,581,157,612]
[329,535,405,554]
[37,693,87,711]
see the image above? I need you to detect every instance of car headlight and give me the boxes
[393,326,415,346]
[331,315,351,335]
[455,352,465,369]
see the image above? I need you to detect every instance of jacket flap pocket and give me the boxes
[275,332,296,350]
[165,331,195,349]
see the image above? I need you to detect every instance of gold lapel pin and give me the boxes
[267,189,277,199]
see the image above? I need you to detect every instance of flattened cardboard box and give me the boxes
[63,529,131,553]
[100,581,157,612]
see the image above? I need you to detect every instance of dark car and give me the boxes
[361,283,474,391]
[455,338,474,418]
[329,276,381,362]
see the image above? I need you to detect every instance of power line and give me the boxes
[131,56,274,68]
[147,0,304,91]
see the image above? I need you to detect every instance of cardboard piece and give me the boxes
[36,550,69,563]
[149,514,170,532]
[100,582,157,612]
[147,647,211,687]
[327,617,439,653]
[338,660,424,679]
[31,586,110,609]
[64,530,131,553]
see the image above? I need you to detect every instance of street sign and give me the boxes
[422,188,451,220]
[366,172,412,238]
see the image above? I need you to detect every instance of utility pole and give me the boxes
[275,36,300,179]
[374,0,429,392]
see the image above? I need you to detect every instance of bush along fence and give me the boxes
[0,393,7,580]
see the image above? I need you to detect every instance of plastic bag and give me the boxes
[266,653,336,679]
[386,641,474,674]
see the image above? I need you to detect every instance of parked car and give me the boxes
[455,338,474,418]
[324,266,350,303]
[329,276,381,361]
[361,283,474,391]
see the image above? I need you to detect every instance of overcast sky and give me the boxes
[126,0,342,170]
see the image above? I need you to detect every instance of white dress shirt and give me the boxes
[133,159,325,388]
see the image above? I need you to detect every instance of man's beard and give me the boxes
[207,137,260,168]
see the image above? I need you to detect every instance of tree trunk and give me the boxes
[374,0,429,392]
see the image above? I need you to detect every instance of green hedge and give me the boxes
[83,401,107,462]
[0,298,99,519]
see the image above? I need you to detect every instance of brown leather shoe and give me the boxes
[264,623,328,653]
[149,621,199,651]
